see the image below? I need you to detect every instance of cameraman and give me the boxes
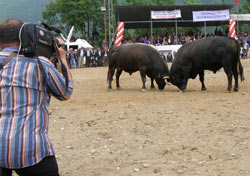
[0,18,73,176]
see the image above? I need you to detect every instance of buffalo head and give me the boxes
[165,72,185,91]
[155,77,166,90]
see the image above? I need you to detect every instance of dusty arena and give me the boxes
[48,59,250,176]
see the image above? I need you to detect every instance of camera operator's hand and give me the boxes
[54,38,66,58]
[54,38,72,82]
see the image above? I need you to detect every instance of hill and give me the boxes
[0,0,54,23]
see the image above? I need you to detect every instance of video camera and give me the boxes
[19,23,70,90]
[19,23,64,58]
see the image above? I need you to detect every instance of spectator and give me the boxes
[96,47,103,66]
[243,40,249,59]
[240,47,244,59]
[167,35,172,45]
[90,48,97,67]
[143,36,150,44]
[155,35,162,46]
[173,36,177,45]
[77,46,85,68]
[85,48,91,67]
[92,28,99,41]
[162,36,168,45]
[160,52,166,62]
[242,33,248,43]
[167,52,173,62]
[103,47,109,67]
[74,49,79,68]
[68,48,76,69]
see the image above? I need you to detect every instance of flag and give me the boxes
[114,22,124,46]
[228,19,237,40]
[235,0,239,6]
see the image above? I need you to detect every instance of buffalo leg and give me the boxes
[223,67,233,92]
[146,72,155,89]
[199,71,206,90]
[150,77,155,89]
[139,67,147,90]
[108,67,115,89]
[115,69,122,89]
[181,60,192,91]
[232,65,239,91]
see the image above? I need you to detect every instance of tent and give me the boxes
[68,39,93,49]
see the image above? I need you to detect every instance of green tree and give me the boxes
[242,0,250,13]
[184,0,201,5]
[42,0,117,47]
[239,0,250,32]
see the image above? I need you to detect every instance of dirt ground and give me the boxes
[49,59,250,176]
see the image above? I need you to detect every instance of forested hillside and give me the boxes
[0,0,243,23]
[0,0,53,23]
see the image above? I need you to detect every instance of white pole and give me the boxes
[175,18,178,44]
[108,0,111,48]
[237,3,239,37]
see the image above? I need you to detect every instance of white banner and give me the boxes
[151,10,181,19]
[192,9,230,22]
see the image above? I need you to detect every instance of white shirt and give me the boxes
[80,50,84,57]
[87,50,90,56]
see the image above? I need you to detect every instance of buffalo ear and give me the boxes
[170,74,175,80]
[157,73,161,79]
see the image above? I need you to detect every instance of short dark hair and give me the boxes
[0,18,24,45]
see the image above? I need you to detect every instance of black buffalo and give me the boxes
[168,36,244,92]
[107,43,169,90]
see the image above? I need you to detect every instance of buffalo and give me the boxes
[107,43,169,91]
[167,36,244,92]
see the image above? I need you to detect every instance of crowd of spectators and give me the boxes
[51,46,109,69]
[239,32,250,59]
[122,30,225,46]
[52,30,250,69]
[122,30,250,59]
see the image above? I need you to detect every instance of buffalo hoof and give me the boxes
[142,88,146,92]
[201,87,206,91]
[117,87,122,90]
[227,89,232,93]
[178,89,185,93]
[234,87,239,92]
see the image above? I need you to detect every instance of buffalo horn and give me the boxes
[162,75,170,79]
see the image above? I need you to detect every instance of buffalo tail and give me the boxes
[238,60,244,81]
[235,37,245,81]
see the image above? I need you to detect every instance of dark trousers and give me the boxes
[0,156,59,176]
[86,56,91,67]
